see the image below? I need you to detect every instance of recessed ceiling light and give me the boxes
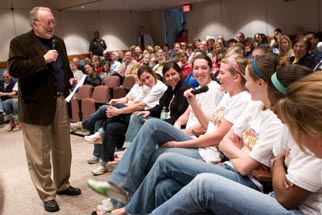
[81,5,85,9]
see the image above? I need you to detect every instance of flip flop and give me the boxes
[7,124,15,132]
[12,126,21,132]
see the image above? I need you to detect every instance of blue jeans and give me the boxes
[0,99,4,112]
[82,104,108,133]
[124,153,259,214]
[110,118,202,195]
[81,105,108,157]
[3,98,18,121]
[151,173,304,215]
[123,114,148,148]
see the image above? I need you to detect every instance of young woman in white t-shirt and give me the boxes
[271,71,322,215]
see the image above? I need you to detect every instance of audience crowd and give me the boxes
[67,28,322,215]
[3,28,322,215]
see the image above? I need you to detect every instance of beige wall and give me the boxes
[186,0,322,41]
[60,10,152,54]
[1,0,322,62]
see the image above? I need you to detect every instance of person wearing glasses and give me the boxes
[8,6,81,212]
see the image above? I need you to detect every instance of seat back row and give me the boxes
[70,75,135,122]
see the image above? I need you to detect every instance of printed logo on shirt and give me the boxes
[242,128,258,151]
[284,135,293,167]
[284,147,291,167]
[211,107,225,128]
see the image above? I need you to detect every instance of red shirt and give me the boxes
[181,63,192,79]
[177,36,188,43]
[94,66,102,75]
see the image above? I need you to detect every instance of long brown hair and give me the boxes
[277,71,322,146]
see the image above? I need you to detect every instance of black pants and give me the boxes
[101,103,131,162]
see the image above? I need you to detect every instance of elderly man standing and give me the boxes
[8,6,81,212]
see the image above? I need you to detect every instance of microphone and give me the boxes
[191,86,209,95]
[52,38,56,50]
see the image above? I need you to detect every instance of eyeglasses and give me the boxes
[2,76,9,79]
[34,19,57,26]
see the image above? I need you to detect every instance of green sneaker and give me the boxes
[87,179,129,204]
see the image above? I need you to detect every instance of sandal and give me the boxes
[7,124,15,132]
[12,125,21,132]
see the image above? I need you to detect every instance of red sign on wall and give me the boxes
[183,4,191,12]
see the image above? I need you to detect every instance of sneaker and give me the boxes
[96,198,114,212]
[87,179,129,204]
[92,165,107,176]
[70,121,84,131]
[87,156,100,164]
[97,204,113,212]
[85,132,103,144]
[101,198,113,206]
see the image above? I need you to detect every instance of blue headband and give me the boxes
[271,72,286,95]
[253,58,264,80]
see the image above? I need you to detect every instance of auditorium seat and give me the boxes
[70,85,93,122]
[252,170,272,193]
[81,85,111,121]
[113,75,135,99]
[105,76,121,99]
[105,76,120,88]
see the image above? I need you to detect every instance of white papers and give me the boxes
[314,60,322,71]
[65,75,87,102]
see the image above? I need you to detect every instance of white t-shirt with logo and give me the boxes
[232,101,283,167]
[198,91,251,164]
[186,80,224,129]
[273,125,322,215]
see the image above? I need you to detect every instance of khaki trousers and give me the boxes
[21,96,71,202]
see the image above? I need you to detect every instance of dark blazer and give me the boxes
[8,30,73,126]
[149,79,190,125]
[290,53,316,70]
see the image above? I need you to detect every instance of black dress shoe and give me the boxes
[44,200,60,212]
[57,186,81,196]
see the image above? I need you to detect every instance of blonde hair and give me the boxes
[221,53,248,86]
[277,71,322,146]
[224,45,244,58]
[278,35,293,58]
[213,42,224,54]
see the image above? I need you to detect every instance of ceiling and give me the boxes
[45,0,210,11]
